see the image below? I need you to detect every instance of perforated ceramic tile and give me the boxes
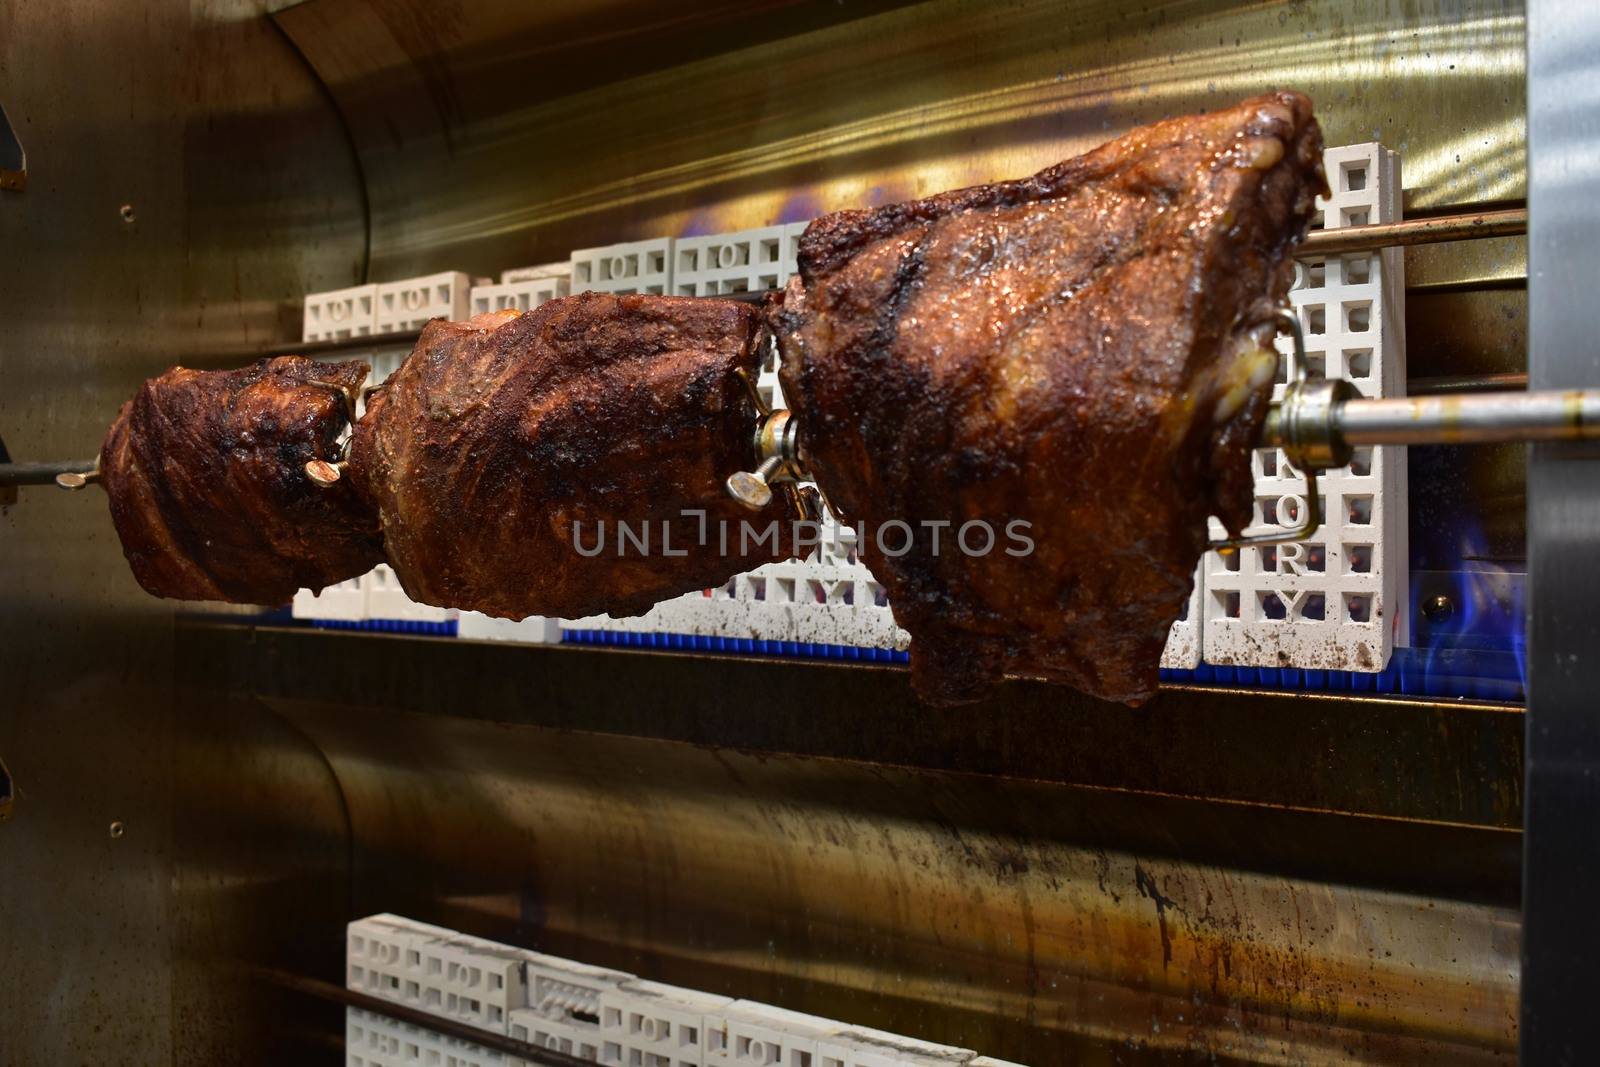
[347,1007,509,1067]
[347,916,526,1034]
[457,613,561,643]
[818,1028,977,1067]
[703,1002,841,1067]
[470,275,570,316]
[501,260,571,285]
[522,950,632,1019]
[563,517,910,656]
[304,284,378,343]
[349,914,1016,1065]
[597,980,732,1067]
[508,1008,604,1064]
[1200,143,1408,672]
[755,333,786,411]
[366,563,455,625]
[674,225,797,297]
[376,271,473,333]
[1159,572,1204,670]
[570,238,673,295]
[292,574,367,623]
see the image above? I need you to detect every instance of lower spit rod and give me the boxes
[1269,384,1600,459]
[721,383,1600,545]
[2,389,1598,498]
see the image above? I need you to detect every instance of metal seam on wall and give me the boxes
[267,14,372,285]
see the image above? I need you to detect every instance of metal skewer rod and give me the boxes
[0,459,97,487]
[1257,387,1600,459]
[235,208,1527,359]
[11,386,1599,495]
[1408,371,1529,395]
[1298,206,1526,256]
[1334,388,1598,447]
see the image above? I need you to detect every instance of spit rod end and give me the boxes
[725,470,775,510]
[54,469,99,490]
[305,459,345,488]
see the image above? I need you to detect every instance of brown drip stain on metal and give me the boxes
[1134,862,1179,970]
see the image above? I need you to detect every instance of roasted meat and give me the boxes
[773,91,1326,705]
[100,356,382,604]
[349,294,794,620]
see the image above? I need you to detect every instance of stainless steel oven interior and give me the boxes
[1,1,1593,1064]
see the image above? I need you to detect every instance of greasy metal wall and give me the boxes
[0,0,364,1062]
[276,0,1525,281]
[189,623,1523,1064]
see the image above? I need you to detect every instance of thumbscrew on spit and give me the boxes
[54,469,100,490]
[305,459,346,488]
[725,456,784,510]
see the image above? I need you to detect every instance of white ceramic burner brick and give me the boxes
[363,349,408,416]
[522,949,632,1021]
[348,914,1024,1066]
[471,275,570,316]
[783,220,809,265]
[565,518,909,655]
[347,915,525,1034]
[366,563,455,626]
[755,334,786,412]
[347,1007,509,1067]
[501,260,572,285]
[703,1001,841,1067]
[304,283,379,343]
[1200,143,1408,672]
[376,271,472,333]
[570,238,673,295]
[674,225,796,297]
[292,575,367,623]
[598,979,732,1067]
[1159,570,1204,670]
[817,1027,976,1067]
[457,612,562,644]
[509,1006,604,1063]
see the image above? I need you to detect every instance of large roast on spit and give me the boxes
[94,92,1327,706]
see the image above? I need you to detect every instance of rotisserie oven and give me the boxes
[1,2,1592,1064]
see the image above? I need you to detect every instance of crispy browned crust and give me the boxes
[99,356,382,605]
[349,293,794,620]
[774,91,1327,705]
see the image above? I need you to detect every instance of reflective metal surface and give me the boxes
[183,622,1523,1064]
[0,0,362,1062]
[1523,0,1600,1059]
[275,0,1527,282]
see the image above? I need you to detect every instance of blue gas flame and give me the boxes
[1408,524,1527,701]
